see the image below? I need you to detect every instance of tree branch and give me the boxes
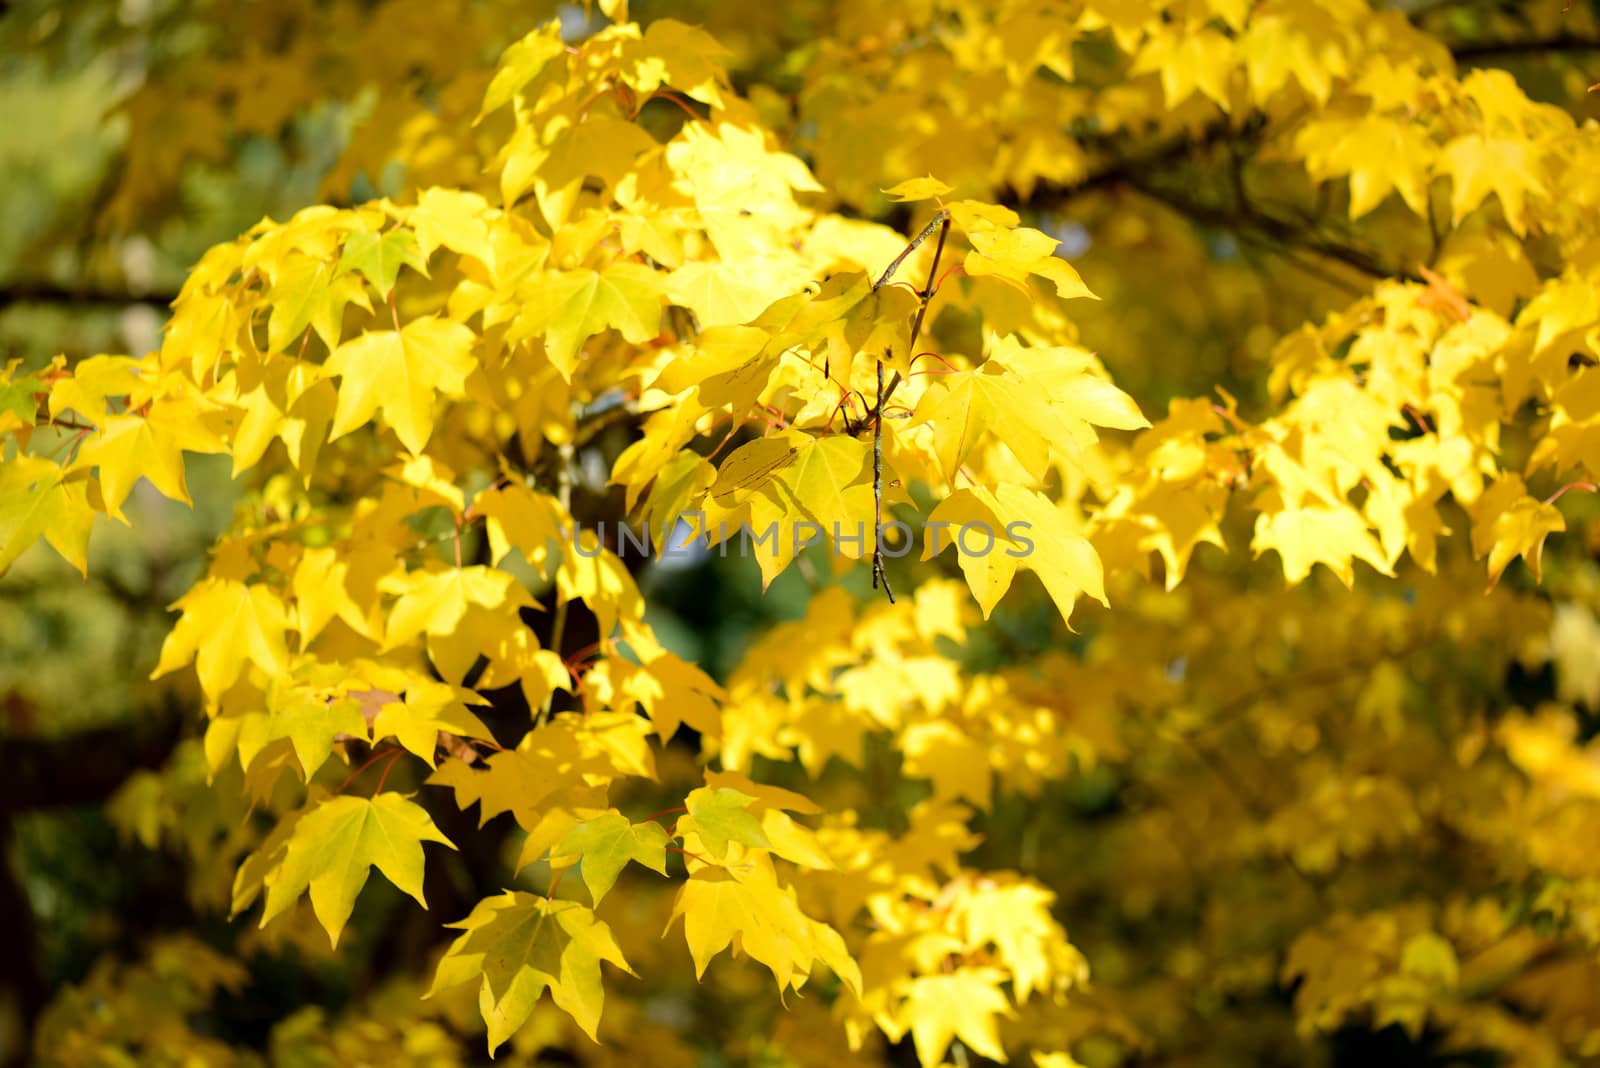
[1452,35,1600,62]
[1062,119,1251,198]
[1019,114,1415,288]
[1124,177,1419,284]
[0,280,177,311]
[0,717,183,813]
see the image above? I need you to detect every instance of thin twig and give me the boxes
[538,441,576,725]
[874,211,950,292]
[872,358,894,602]
[865,213,951,600]
[870,212,952,420]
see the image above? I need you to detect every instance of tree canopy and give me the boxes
[6,1,1600,1066]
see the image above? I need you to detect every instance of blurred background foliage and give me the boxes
[7,2,1600,1067]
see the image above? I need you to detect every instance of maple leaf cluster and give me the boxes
[9,1,1600,1066]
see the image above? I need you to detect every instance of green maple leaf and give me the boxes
[0,373,44,423]
[338,222,429,299]
[266,255,371,352]
[548,811,671,904]
[680,786,771,859]
[0,456,93,576]
[428,891,633,1051]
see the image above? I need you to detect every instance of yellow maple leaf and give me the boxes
[379,564,529,650]
[76,402,228,521]
[912,344,1141,484]
[370,679,494,763]
[1252,500,1395,587]
[292,545,388,646]
[956,878,1082,1002]
[666,846,858,996]
[679,786,771,859]
[151,577,291,699]
[478,21,566,120]
[513,264,664,378]
[1439,134,1546,236]
[259,792,455,947]
[902,720,993,808]
[265,253,371,351]
[883,176,953,202]
[924,488,1022,617]
[408,188,495,266]
[925,482,1105,625]
[429,732,610,833]
[665,260,784,328]
[963,225,1094,300]
[895,967,1014,1068]
[1469,475,1565,586]
[47,354,142,424]
[474,482,567,575]
[226,356,336,480]
[1295,114,1433,219]
[0,456,94,576]
[557,534,647,639]
[706,430,881,588]
[1131,28,1234,110]
[325,315,477,455]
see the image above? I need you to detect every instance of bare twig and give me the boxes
[872,358,894,602]
[867,211,951,600]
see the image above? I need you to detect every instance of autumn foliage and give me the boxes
[7,1,1600,1066]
